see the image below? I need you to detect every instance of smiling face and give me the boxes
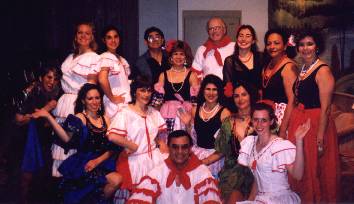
[169,135,191,169]
[104,29,120,53]
[135,87,152,106]
[233,86,251,111]
[298,36,317,63]
[203,83,219,104]
[40,70,58,92]
[252,110,274,136]
[146,31,164,49]
[237,28,254,50]
[207,18,226,43]
[266,33,286,59]
[83,89,101,113]
[75,24,94,48]
[170,50,186,67]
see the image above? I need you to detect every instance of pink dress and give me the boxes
[238,136,300,204]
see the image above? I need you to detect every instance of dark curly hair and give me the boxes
[295,29,325,55]
[167,130,193,147]
[166,40,194,68]
[74,83,105,115]
[263,28,297,65]
[197,74,225,106]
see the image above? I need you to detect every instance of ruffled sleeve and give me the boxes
[107,109,127,137]
[127,175,162,204]
[119,56,131,76]
[271,139,296,172]
[97,52,116,73]
[61,114,88,150]
[238,136,255,167]
[72,52,100,77]
[194,177,221,203]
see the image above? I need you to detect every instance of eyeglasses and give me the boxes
[147,35,162,43]
[208,26,224,32]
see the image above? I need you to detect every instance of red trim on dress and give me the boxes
[193,177,220,203]
[116,151,133,190]
[271,148,296,156]
[126,199,151,204]
[131,175,162,202]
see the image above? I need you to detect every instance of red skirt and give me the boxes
[287,104,340,203]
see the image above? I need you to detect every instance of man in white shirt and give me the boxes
[127,130,221,204]
[192,17,235,80]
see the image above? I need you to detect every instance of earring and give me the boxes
[183,60,188,67]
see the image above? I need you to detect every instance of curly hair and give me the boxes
[196,74,225,106]
[166,40,194,68]
[74,83,105,115]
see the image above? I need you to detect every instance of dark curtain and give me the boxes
[2,0,138,120]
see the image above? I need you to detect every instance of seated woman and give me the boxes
[106,76,168,203]
[153,40,199,134]
[203,81,257,203]
[32,83,122,203]
[185,75,230,177]
[237,102,310,204]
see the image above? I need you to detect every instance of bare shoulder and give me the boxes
[75,113,86,124]
[220,107,231,121]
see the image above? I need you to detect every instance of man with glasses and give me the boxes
[192,17,235,80]
[132,26,169,84]
[127,130,221,203]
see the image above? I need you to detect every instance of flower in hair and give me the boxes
[287,34,296,47]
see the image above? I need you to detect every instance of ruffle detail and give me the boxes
[193,177,221,204]
[72,52,100,77]
[98,52,129,75]
[238,136,256,166]
[271,140,296,172]
[128,175,161,202]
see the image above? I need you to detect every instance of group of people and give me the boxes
[13,16,339,204]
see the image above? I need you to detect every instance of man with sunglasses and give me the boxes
[132,26,169,84]
[192,17,235,80]
[128,130,221,203]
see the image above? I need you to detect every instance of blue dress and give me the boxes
[58,114,120,204]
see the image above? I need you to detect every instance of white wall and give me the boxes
[138,0,178,55]
[178,0,268,49]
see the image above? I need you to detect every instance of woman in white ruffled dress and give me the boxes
[237,102,310,204]
[52,22,101,177]
[98,25,131,119]
[106,76,168,203]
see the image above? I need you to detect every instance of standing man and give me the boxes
[131,26,169,84]
[127,130,221,203]
[192,17,235,80]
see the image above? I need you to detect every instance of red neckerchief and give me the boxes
[165,153,202,190]
[203,35,232,66]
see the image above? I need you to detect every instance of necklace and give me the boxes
[299,58,319,78]
[262,55,286,88]
[169,67,186,93]
[201,103,220,122]
[294,58,320,104]
[171,66,186,73]
[251,136,277,170]
[239,52,253,63]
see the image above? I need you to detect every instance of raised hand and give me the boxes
[295,118,311,142]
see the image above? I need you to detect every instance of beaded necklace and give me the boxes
[169,67,186,93]
[294,58,319,104]
[239,52,253,63]
[201,102,220,122]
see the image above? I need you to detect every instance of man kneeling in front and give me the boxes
[127,130,221,203]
